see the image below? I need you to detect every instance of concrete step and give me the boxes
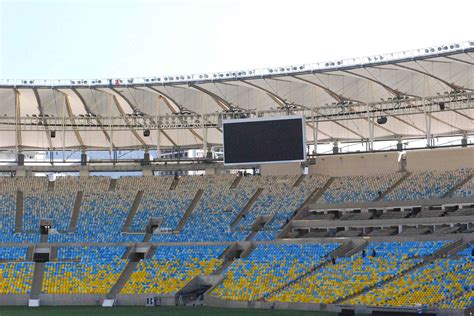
[122,190,144,233]
[292,175,306,187]
[176,189,204,231]
[107,261,138,299]
[15,190,23,233]
[108,179,117,191]
[40,234,48,243]
[69,191,84,232]
[375,172,410,201]
[170,177,179,190]
[230,188,264,229]
[277,184,331,238]
[229,176,242,189]
[26,246,35,261]
[30,262,45,299]
[308,177,335,204]
[47,181,55,192]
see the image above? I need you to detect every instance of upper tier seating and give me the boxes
[43,246,127,294]
[23,192,76,232]
[0,193,16,234]
[322,173,405,204]
[268,241,449,304]
[115,176,174,192]
[180,188,255,240]
[0,247,28,260]
[128,175,235,233]
[451,176,474,198]
[235,175,329,231]
[0,177,47,193]
[55,176,111,193]
[49,192,144,242]
[130,190,192,232]
[121,245,226,295]
[210,243,339,301]
[384,169,473,201]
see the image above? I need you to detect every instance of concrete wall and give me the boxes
[260,163,303,176]
[309,147,474,176]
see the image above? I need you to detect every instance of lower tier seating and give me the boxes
[345,257,472,307]
[267,241,449,304]
[121,245,226,295]
[210,243,339,301]
[0,262,34,294]
[42,246,128,294]
[43,260,126,294]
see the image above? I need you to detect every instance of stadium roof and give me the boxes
[0,41,473,151]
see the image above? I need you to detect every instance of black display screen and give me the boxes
[223,117,305,165]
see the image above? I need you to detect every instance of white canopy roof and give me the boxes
[0,41,473,151]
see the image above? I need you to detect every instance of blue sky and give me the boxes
[0,0,473,80]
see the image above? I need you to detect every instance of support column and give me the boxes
[203,126,210,158]
[142,149,153,177]
[368,117,375,151]
[313,120,318,155]
[156,129,161,158]
[17,153,25,167]
[397,138,403,151]
[332,141,339,154]
[79,168,90,178]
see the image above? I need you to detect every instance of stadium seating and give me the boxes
[23,192,76,232]
[181,188,254,237]
[451,176,474,198]
[129,191,192,232]
[235,175,329,232]
[0,262,34,294]
[322,173,404,204]
[268,241,449,304]
[121,245,226,295]
[385,169,473,201]
[49,191,142,242]
[0,172,471,311]
[348,244,473,308]
[211,243,339,301]
[43,246,127,294]
[0,247,28,260]
[0,193,16,234]
[55,176,111,193]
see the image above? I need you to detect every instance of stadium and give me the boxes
[0,2,474,314]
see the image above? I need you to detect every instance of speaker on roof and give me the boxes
[376,116,388,124]
[50,130,56,138]
[143,129,150,137]
[439,102,445,111]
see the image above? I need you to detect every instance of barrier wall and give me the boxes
[309,147,474,176]
[260,163,303,176]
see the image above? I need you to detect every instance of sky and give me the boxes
[0,0,473,80]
